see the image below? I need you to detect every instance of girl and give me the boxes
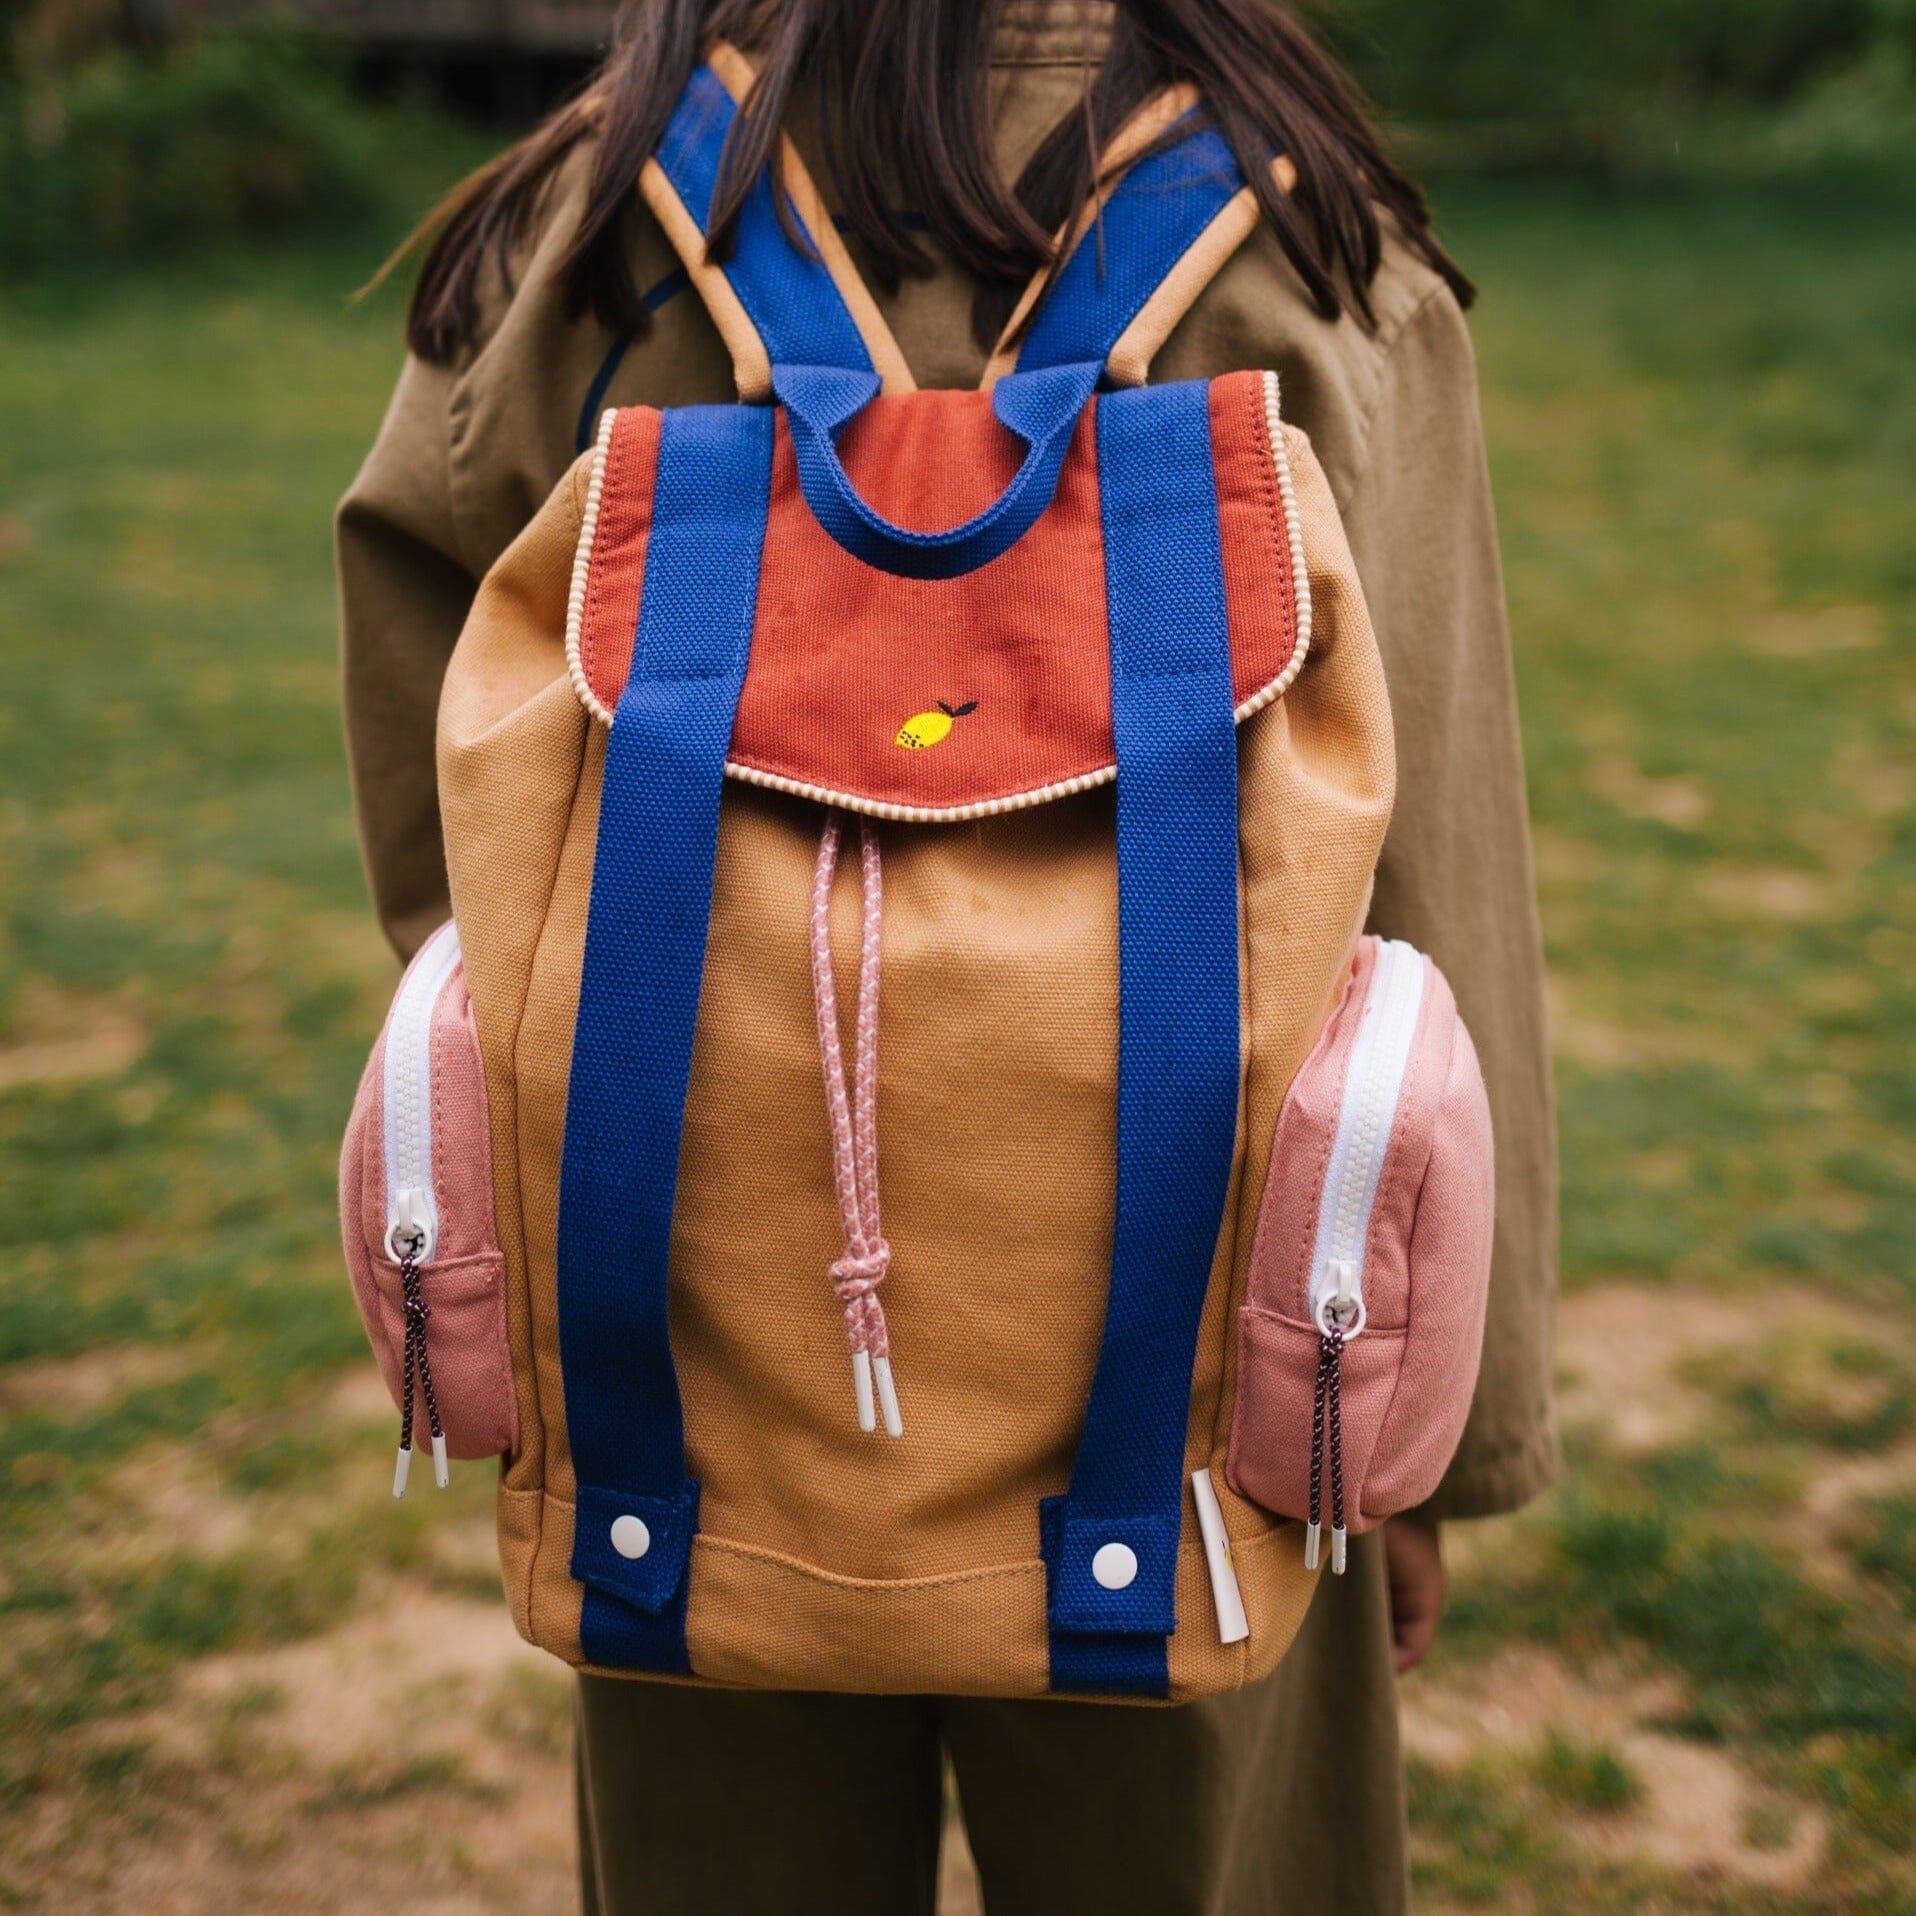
[338,4,1556,1909]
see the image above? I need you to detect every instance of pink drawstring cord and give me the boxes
[810,814,903,1437]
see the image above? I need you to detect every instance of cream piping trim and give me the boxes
[1233,370,1313,724]
[564,373,1310,821]
[726,758,1118,824]
[565,407,619,726]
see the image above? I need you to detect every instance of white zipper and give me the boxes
[1305,939,1428,1334]
[381,920,463,1266]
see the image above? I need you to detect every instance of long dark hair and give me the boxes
[398,0,1471,366]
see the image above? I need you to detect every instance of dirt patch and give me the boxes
[1545,975,1704,1073]
[0,982,145,1092]
[1700,864,1833,922]
[1774,1439,1916,1581]
[175,1586,550,1774]
[326,1365,399,1429]
[19,1748,575,1916]
[0,1344,192,1416]
[1752,604,1882,657]
[1555,1281,1831,1454]
[13,1584,576,1915]
[1403,1646,1824,1889]
[1585,753,1712,830]
[15,1579,990,1916]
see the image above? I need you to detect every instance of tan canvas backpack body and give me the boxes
[338,50,1498,1701]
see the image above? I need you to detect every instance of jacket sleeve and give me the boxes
[336,352,477,962]
[1340,286,1560,1519]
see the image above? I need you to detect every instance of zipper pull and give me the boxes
[1192,1468,1250,1644]
[389,1194,448,1495]
[1326,1319,1349,1575]
[387,1186,432,1264]
[1327,1257,1359,1321]
[1305,1331,1331,1569]
[1304,1305,1356,1573]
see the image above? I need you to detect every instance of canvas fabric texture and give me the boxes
[339,960,517,1460]
[1230,938,1496,1532]
[570,382,1304,816]
[437,357,1390,1691]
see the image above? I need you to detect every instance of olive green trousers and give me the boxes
[575,1530,1405,1916]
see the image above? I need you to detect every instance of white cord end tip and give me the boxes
[872,1354,903,1439]
[1331,1527,1348,1576]
[851,1349,877,1433]
[393,1446,412,1499]
[431,1431,450,1489]
[1303,1521,1321,1571]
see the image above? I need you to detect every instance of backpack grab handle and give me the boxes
[774,359,1101,581]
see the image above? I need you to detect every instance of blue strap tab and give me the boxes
[1017,124,1246,383]
[654,63,874,377]
[1041,381,1243,1697]
[556,403,775,1674]
[773,359,1100,580]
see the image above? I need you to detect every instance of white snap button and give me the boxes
[1091,1541,1138,1591]
[609,1514,651,1561]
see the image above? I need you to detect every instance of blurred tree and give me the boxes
[1322,0,1916,134]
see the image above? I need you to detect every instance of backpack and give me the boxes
[339,47,1496,1702]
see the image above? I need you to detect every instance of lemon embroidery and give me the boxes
[894,699,978,749]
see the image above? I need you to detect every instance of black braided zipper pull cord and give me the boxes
[1306,1333,1332,1569]
[393,1241,449,1498]
[1325,1321,1349,1574]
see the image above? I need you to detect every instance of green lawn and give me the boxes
[2,175,1912,1910]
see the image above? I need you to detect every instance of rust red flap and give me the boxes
[568,368,1303,822]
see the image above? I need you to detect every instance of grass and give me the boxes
[1535,1734,1643,1815]
[1,168,1913,1908]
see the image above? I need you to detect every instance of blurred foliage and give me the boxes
[0,25,482,277]
[1325,0,1916,166]
[3,0,1915,285]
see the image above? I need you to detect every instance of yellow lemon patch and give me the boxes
[894,699,977,749]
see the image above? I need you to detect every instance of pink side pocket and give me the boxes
[1228,938,1493,1551]
[339,923,517,1482]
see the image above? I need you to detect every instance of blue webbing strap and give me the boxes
[1040,381,1243,1697]
[1015,124,1246,383]
[556,403,775,1673]
[653,63,874,377]
[772,358,1100,580]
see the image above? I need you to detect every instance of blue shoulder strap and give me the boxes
[556,402,775,1673]
[643,64,1252,581]
[650,61,882,382]
[1010,121,1250,385]
[1039,379,1244,1697]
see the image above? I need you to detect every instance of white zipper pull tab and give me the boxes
[387,1185,432,1263]
[1192,1469,1250,1644]
[388,1188,448,1494]
[1327,1257,1359,1323]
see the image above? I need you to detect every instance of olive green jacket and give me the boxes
[336,0,1557,1521]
